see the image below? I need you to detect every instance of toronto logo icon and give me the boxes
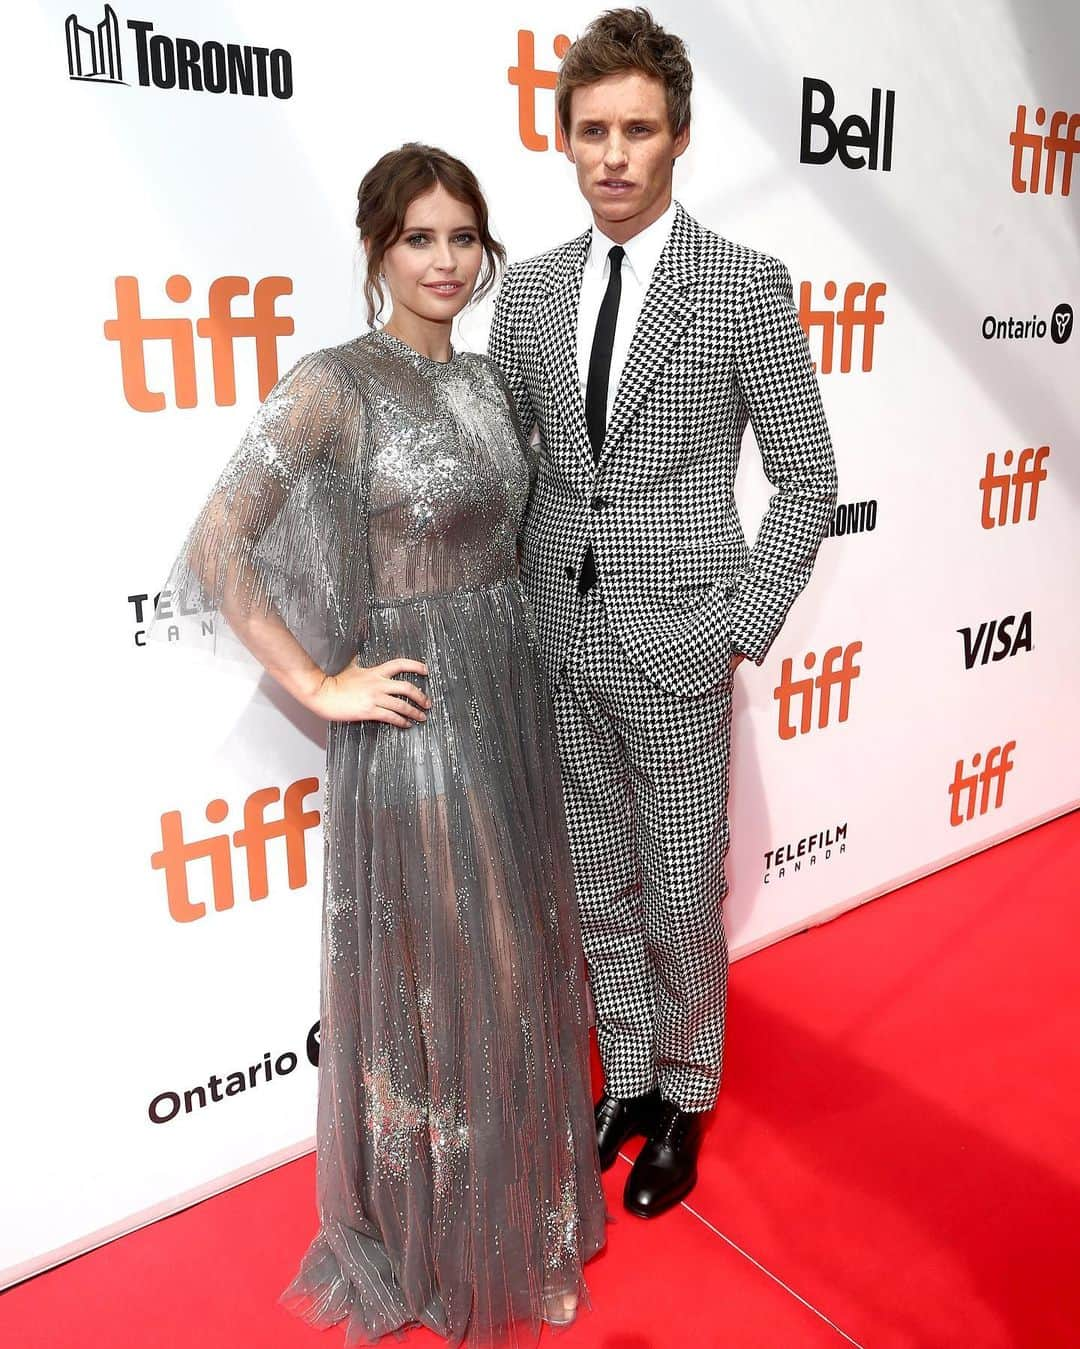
[65,5,124,84]
[65,5,293,99]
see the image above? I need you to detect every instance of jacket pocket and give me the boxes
[667,545,738,593]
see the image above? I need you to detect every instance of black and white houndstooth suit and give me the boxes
[489,201,837,1111]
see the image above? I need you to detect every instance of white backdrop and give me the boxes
[5,0,1078,1288]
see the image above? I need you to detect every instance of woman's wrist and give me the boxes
[272,662,329,710]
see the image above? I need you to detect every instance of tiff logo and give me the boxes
[799,77,895,171]
[1009,105,1080,196]
[774,642,862,741]
[979,446,1050,529]
[799,281,886,372]
[104,274,293,411]
[958,612,1033,669]
[151,778,321,923]
[65,4,124,83]
[508,29,571,151]
[948,742,1016,826]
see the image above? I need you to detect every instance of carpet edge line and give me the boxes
[670,1181,865,1347]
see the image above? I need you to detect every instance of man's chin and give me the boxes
[589,194,642,222]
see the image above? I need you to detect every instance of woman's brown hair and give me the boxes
[356,143,505,326]
[556,8,693,138]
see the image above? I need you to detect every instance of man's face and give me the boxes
[564,69,689,241]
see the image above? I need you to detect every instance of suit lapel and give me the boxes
[600,202,701,468]
[533,229,592,471]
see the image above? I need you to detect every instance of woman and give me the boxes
[153,144,606,1343]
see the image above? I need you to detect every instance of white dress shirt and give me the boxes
[576,199,677,425]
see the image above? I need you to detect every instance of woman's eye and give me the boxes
[453,232,478,246]
[405,233,429,247]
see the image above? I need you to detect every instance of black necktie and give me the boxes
[585,244,625,459]
[577,244,624,596]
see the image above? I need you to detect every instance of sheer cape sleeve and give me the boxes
[148,347,370,678]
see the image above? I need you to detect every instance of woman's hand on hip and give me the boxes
[306,658,431,726]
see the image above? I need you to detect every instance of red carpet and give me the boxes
[4,810,1078,1348]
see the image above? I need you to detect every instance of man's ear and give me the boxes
[562,127,576,165]
[673,122,691,161]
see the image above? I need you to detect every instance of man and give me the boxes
[489,8,837,1218]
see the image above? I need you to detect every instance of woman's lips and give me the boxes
[422,281,465,295]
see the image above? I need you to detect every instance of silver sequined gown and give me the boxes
[155,329,607,1345]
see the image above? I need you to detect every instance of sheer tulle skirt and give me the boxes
[280,577,607,1346]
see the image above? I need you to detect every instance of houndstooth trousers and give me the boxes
[554,587,732,1112]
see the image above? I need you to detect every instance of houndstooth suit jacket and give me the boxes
[489,201,837,698]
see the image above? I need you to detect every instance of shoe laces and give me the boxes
[653,1102,694,1150]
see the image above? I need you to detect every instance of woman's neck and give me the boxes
[382,311,453,363]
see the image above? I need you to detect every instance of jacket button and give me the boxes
[591,495,608,512]
[565,564,576,580]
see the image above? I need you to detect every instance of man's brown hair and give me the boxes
[556,7,693,137]
[355,143,505,326]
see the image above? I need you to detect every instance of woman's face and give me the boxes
[379,182,483,327]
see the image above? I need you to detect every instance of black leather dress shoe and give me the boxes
[623,1100,706,1218]
[594,1088,661,1171]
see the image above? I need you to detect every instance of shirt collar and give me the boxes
[586,198,678,284]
